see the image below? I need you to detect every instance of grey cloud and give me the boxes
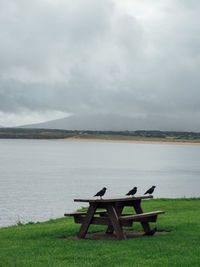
[0,0,200,130]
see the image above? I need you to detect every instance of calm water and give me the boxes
[0,139,200,227]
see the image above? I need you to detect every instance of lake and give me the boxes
[0,139,200,227]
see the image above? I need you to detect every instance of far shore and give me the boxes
[56,137,200,146]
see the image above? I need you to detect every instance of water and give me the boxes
[0,139,200,227]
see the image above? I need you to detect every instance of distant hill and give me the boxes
[19,113,200,132]
[20,113,154,131]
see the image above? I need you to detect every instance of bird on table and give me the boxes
[94,187,107,198]
[126,187,137,197]
[144,185,156,195]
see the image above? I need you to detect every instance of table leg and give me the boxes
[106,206,123,234]
[133,200,151,233]
[77,204,97,239]
[106,205,125,240]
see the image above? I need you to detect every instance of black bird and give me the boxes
[126,187,137,196]
[144,227,157,236]
[94,187,107,198]
[144,185,156,195]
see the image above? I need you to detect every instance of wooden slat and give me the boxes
[119,211,165,221]
[74,195,153,203]
[132,200,151,233]
[77,204,97,239]
[64,211,107,216]
[106,206,123,234]
[106,205,126,240]
[74,216,133,227]
[120,214,157,223]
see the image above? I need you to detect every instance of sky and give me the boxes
[0,0,200,130]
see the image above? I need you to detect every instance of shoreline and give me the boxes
[56,137,200,146]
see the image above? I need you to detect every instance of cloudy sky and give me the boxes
[1,0,200,130]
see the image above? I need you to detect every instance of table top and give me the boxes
[74,195,153,203]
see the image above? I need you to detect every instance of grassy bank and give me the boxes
[0,199,200,266]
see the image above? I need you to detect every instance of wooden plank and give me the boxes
[73,212,162,225]
[74,195,153,203]
[77,204,97,239]
[119,211,165,220]
[133,216,157,223]
[74,216,133,226]
[106,206,123,234]
[106,205,125,240]
[95,201,138,209]
[64,211,107,216]
[118,214,157,222]
[132,200,151,233]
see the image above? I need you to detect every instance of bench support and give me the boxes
[106,205,125,240]
[133,200,151,233]
[77,204,97,239]
[106,206,123,234]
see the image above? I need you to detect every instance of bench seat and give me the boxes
[119,211,165,222]
[71,214,133,226]
[64,210,164,226]
[64,211,107,216]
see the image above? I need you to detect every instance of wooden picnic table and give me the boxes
[65,195,165,240]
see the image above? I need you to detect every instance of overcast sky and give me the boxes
[1,0,200,130]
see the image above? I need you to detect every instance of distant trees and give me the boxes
[0,128,200,140]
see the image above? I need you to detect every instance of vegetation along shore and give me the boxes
[1,128,200,144]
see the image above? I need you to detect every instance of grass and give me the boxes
[0,199,200,266]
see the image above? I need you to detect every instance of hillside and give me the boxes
[19,113,200,132]
[20,114,145,131]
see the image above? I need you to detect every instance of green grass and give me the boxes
[1,199,200,266]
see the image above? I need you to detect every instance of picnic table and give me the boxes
[64,195,165,240]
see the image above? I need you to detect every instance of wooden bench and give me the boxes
[64,210,164,227]
[119,211,165,223]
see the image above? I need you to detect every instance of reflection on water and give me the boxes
[0,139,200,227]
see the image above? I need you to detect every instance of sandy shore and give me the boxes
[57,137,200,146]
